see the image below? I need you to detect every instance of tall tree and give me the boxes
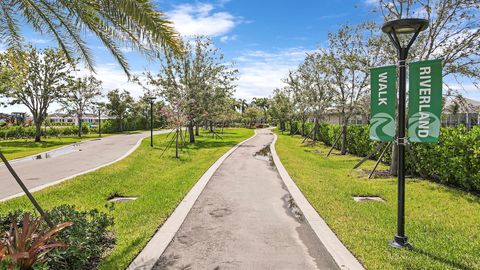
[0,47,72,142]
[106,89,133,132]
[61,75,102,137]
[0,0,183,76]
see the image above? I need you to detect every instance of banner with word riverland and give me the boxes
[408,59,442,143]
[370,65,397,141]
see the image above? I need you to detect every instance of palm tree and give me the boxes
[0,0,183,76]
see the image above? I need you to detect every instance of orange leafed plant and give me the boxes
[0,213,72,270]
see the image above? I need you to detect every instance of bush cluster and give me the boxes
[287,122,480,193]
[0,205,114,269]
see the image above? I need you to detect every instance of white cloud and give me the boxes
[220,35,238,43]
[167,3,237,37]
[30,38,50,44]
[234,48,313,101]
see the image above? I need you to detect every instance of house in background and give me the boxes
[442,97,480,130]
[47,113,113,127]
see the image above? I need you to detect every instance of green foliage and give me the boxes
[0,205,114,270]
[290,122,480,193]
[0,125,93,139]
[0,213,72,270]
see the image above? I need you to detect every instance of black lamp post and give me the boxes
[149,97,156,147]
[382,18,429,249]
[94,102,104,138]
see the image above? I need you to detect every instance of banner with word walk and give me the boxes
[408,59,442,143]
[370,65,397,141]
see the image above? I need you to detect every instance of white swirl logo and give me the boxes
[370,113,395,140]
[408,112,440,142]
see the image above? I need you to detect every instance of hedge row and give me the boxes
[0,125,96,139]
[286,122,480,193]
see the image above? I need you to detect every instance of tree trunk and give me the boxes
[78,116,83,137]
[34,121,42,142]
[195,123,199,136]
[119,118,123,132]
[175,129,179,158]
[188,122,195,143]
[313,117,318,141]
[209,121,213,132]
[341,122,347,155]
[289,119,294,135]
[301,117,306,137]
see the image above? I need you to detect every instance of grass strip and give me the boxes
[0,134,110,161]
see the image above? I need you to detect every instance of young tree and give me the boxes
[0,47,72,142]
[61,76,102,137]
[297,53,335,141]
[284,70,310,136]
[106,89,133,132]
[268,88,294,131]
[322,22,386,154]
[243,107,262,128]
[0,0,183,76]
[147,36,237,143]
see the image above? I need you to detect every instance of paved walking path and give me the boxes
[154,129,339,270]
[0,130,170,201]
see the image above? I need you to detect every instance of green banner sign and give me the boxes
[408,59,442,143]
[370,65,397,141]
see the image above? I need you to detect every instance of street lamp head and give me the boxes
[382,18,429,52]
[382,18,429,35]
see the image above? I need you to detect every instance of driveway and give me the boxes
[0,130,171,201]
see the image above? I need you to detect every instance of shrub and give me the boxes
[287,122,480,193]
[0,205,115,270]
[0,213,72,270]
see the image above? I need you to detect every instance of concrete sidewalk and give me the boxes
[0,130,170,201]
[154,129,339,270]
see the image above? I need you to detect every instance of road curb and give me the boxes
[0,130,169,203]
[127,130,258,270]
[270,132,365,270]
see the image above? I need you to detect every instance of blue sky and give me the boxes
[3,0,480,113]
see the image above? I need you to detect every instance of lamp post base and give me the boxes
[389,235,413,249]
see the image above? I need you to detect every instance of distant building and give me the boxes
[47,113,113,126]
[442,97,480,129]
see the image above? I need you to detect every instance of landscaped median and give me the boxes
[274,130,480,270]
[0,128,254,270]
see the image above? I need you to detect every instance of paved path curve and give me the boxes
[154,129,339,270]
[0,130,171,201]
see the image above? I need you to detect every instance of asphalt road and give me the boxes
[0,130,171,201]
[155,129,339,270]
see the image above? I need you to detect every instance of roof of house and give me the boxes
[444,97,480,114]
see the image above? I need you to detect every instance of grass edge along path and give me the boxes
[274,130,479,270]
[0,128,254,270]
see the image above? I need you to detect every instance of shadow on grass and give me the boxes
[413,247,475,270]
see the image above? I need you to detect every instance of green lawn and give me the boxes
[0,128,253,270]
[0,134,107,160]
[274,131,480,270]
